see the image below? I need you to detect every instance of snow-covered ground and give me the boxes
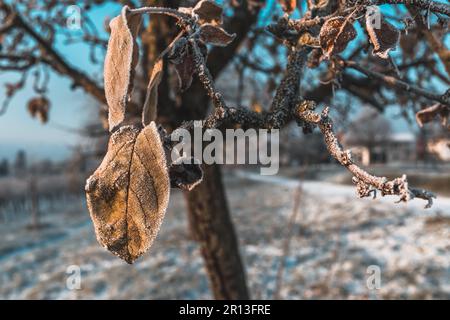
[0,170,449,299]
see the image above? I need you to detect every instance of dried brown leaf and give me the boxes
[104,6,142,132]
[319,16,356,58]
[365,12,400,59]
[142,59,163,126]
[193,0,223,25]
[175,53,195,92]
[168,37,195,92]
[279,0,296,14]
[169,158,203,191]
[416,103,449,128]
[198,24,236,47]
[27,97,50,124]
[85,122,170,263]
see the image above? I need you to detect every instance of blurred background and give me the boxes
[0,0,449,299]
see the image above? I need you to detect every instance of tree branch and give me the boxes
[5,4,106,104]
[407,6,450,77]
[375,0,450,16]
[295,100,436,208]
[342,60,450,105]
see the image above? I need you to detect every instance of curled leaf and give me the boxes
[198,24,236,47]
[169,158,203,191]
[193,0,223,25]
[319,16,356,58]
[104,6,142,132]
[86,122,170,264]
[167,37,189,65]
[279,0,296,14]
[365,9,399,59]
[27,97,50,124]
[142,59,163,125]
[168,38,195,92]
[416,103,449,128]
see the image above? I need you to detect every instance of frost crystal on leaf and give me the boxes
[104,6,142,132]
[85,122,170,264]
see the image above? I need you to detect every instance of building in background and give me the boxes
[345,132,417,166]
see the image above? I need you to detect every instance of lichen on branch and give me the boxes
[295,100,436,208]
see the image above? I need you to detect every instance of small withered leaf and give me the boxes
[104,6,141,132]
[415,103,449,128]
[198,24,236,47]
[279,0,296,14]
[175,52,195,92]
[365,12,400,59]
[85,122,170,263]
[27,96,50,124]
[142,59,163,126]
[169,158,204,191]
[193,0,223,26]
[167,37,189,65]
[168,38,195,91]
[319,16,356,58]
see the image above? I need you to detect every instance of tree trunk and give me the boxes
[29,177,39,228]
[142,0,252,299]
[185,164,250,299]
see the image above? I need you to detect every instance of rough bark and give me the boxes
[141,0,257,299]
[185,164,250,299]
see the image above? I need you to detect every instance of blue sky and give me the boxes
[0,2,120,162]
[0,1,447,162]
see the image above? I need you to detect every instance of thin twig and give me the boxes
[374,0,450,16]
[295,100,436,208]
[190,38,228,110]
[342,60,450,105]
[127,6,192,21]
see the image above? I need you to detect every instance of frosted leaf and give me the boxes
[193,0,223,26]
[168,37,195,92]
[104,6,142,132]
[365,12,400,59]
[319,16,356,58]
[142,59,163,125]
[198,24,236,47]
[85,122,170,263]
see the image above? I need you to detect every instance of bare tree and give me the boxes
[1,0,449,299]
